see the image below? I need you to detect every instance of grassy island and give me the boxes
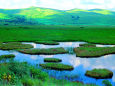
[39,63,74,71]
[74,47,115,57]
[0,42,33,50]
[18,47,68,55]
[79,43,96,47]
[34,41,59,45]
[44,58,62,62]
[85,69,113,79]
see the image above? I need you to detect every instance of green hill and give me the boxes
[0,7,115,25]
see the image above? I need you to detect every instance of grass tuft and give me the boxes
[39,63,74,71]
[85,69,113,79]
[79,43,96,47]
[44,58,62,62]
[34,41,59,45]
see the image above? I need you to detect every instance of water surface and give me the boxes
[0,42,115,86]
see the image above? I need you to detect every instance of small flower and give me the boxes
[8,75,12,81]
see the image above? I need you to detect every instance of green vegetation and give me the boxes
[34,41,59,45]
[0,61,97,86]
[67,9,112,15]
[79,43,96,47]
[18,7,60,19]
[74,47,115,57]
[0,7,115,25]
[102,80,112,86]
[0,13,11,19]
[91,9,112,15]
[0,61,48,85]
[39,63,74,70]
[85,69,113,79]
[0,26,115,45]
[44,58,62,62]
[18,47,68,55]
[0,54,15,60]
[0,42,33,50]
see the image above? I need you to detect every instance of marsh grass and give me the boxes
[0,42,33,50]
[0,60,98,86]
[65,47,74,54]
[34,41,59,45]
[0,26,115,45]
[74,47,115,57]
[18,47,68,55]
[0,54,15,61]
[39,63,74,71]
[44,58,62,62]
[85,69,113,79]
[79,43,96,47]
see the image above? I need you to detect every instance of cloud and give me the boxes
[0,0,37,9]
[0,0,115,11]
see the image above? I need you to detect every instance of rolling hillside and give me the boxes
[0,7,115,25]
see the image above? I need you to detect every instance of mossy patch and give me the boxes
[18,47,68,55]
[39,63,74,71]
[85,69,113,79]
[0,42,33,50]
[0,54,15,60]
[74,47,115,57]
[34,41,59,45]
[44,58,62,62]
[79,43,96,47]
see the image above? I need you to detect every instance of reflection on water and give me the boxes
[96,44,115,47]
[0,42,115,86]
[22,42,86,48]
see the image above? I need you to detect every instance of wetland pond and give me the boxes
[0,42,115,86]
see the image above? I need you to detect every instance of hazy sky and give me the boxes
[0,0,115,10]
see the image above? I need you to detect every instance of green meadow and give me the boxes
[0,25,115,45]
[0,25,115,86]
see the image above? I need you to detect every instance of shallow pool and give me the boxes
[0,42,115,86]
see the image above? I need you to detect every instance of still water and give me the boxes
[0,42,115,86]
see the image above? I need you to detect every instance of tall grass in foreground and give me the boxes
[0,60,98,86]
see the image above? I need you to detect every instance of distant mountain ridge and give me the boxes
[0,7,115,25]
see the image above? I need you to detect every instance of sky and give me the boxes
[0,0,115,11]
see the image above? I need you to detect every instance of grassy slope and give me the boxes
[0,25,115,44]
[67,9,115,25]
[0,7,115,25]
